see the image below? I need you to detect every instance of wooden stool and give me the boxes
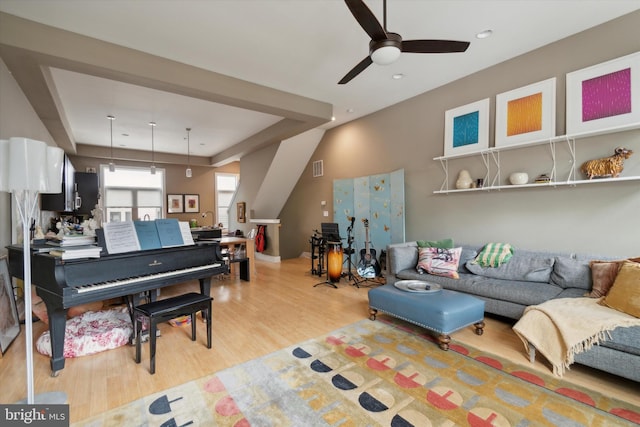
[134,292,213,374]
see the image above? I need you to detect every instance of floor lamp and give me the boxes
[0,137,67,404]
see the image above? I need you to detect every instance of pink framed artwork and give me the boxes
[566,51,640,135]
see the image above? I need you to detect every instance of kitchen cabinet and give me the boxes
[74,172,99,214]
[41,155,75,212]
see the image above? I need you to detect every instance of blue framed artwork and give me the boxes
[444,98,490,157]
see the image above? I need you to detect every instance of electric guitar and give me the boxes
[356,219,381,278]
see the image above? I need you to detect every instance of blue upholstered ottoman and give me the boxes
[368,283,485,350]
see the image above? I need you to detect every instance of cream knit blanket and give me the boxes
[512,297,640,377]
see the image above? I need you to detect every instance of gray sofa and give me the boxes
[385,242,640,382]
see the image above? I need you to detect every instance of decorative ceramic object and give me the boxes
[456,170,473,189]
[509,172,529,185]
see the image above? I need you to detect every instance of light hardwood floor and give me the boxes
[1,257,638,423]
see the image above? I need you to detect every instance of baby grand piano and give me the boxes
[7,241,226,375]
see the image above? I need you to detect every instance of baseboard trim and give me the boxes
[256,252,281,263]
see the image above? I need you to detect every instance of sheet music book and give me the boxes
[50,245,102,260]
[46,235,96,247]
[179,222,195,246]
[102,221,142,254]
[133,220,162,250]
[101,219,195,254]
[155,219,185,248]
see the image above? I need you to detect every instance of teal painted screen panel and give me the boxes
[333,169,405,261]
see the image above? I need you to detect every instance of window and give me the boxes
[101,165,164,222]
[215,173,238,229]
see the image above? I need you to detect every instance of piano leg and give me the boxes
[199,277,213,323]
[37,293,69,376]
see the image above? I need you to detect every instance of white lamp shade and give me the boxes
[371,46,401,65]
[0,137,64,193]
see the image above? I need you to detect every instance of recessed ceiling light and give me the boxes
[331,116,336,121]
[392,73,404,80]
[346,108,354,113]
[121,133,129,137]
[476,29,493,39]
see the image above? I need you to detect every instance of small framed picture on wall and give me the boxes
[443,98,490,157]
[184,194,199,213]
[167,194,183,213]
[237,202,246,223]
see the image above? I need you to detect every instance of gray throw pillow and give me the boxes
[550,257,592,290]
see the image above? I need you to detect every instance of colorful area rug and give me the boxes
[73,318,640,426]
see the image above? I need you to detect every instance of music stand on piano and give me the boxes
[314,223,344,288]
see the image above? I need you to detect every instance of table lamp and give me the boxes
[0,137,67,404]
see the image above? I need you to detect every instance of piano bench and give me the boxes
[134,292,213,374]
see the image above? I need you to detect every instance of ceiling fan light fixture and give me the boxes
[371,45,401,65]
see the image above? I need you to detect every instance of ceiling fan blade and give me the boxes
[402,39,470,53]
[345,0,387,41]
[338,56,373,84]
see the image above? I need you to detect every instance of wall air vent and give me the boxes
[312,160,323,177]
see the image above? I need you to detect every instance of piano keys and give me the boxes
[7,241,226,375]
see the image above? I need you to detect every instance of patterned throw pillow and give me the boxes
[473,243,513,267]
[416,247,462,279]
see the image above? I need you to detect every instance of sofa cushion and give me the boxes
[466,249,555,283]
[396,270,488,292]
[389,245,418,275]
[416,238,454,248]
[472,243,513,267]
[550,256,592,290]
[588,257,640,298]
[461,278,564,306]
[597,325,640,355]
[601,260,640,317]
[589,261,621,297]
[416,247,461,279]
[458,247,478,274]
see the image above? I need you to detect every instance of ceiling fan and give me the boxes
[339,0,470,84]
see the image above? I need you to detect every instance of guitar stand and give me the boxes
[342,224,357,283]
[352,218,384,288]
[352,274,385,288]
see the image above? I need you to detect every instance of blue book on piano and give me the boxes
[133,220,162,250]
[155,218,185,248]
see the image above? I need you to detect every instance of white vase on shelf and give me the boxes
[509,172,529,185]
[456,170,473,189]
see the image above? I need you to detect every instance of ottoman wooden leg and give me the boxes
[369,308,378,321]
[438,334,451,351]
[474,321,485,336]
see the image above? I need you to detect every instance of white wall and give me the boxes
[280,10,640,259]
